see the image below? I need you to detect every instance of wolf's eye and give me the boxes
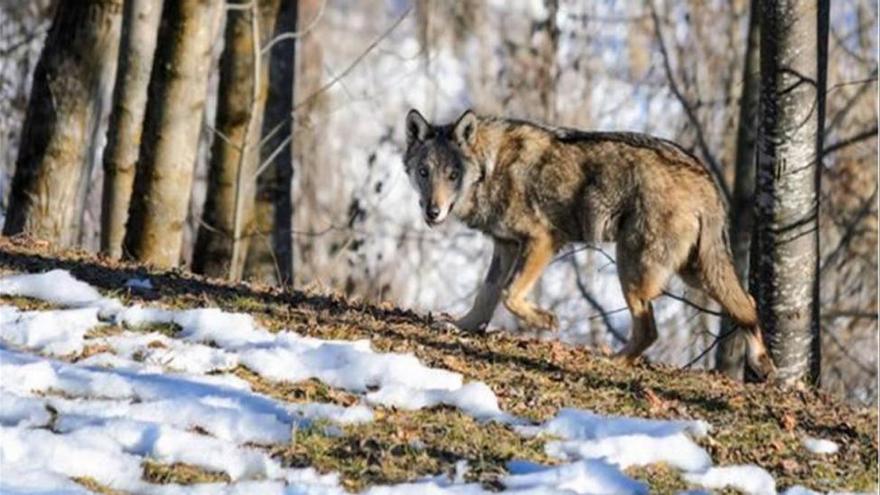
[418,167,428,178]
[449,171,459,181]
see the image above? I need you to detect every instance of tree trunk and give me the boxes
[4,1,122,246]
[244,0,298,285]
[751,0,826,385]
[812,0,829,383]
[292,0,325,282]
[99,0,162,258]
[716,0,760,379]
[123,0,225,268]
[192,0,281,279]
[535,0,559,122]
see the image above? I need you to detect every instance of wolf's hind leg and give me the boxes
[456,240,518,331]
[503,232,558,331]
[615,263,669,362]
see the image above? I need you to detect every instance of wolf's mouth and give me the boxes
[425,201,455,226]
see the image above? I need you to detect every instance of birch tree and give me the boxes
[192,0,281,279]
[4,1,122,246]
[123,0,225,268]
[99,0,162,258]
[751,0,828,385]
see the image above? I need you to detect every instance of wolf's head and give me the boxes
[402,109,479,226]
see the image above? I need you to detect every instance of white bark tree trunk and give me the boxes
[751,0,826,385]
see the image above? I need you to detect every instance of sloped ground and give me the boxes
[0,236,876,494]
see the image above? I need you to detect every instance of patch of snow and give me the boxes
[782,487,821,495]
[0,271,494,420]
[519,408,711,472]
[125,277,154,290]
[0,463,96,495]
[0,306,102,355]
[92,332,239,374]
[364,482,486,494]
[365,382,509,421]
[116,302,493,417]
[0,347,358,493]
[503,459,649,494]
[517,408,710,439]
[0,269,121,313]
[0,395,51,428]
[291,402,374,425]
[802,436,839,455]
[546,432,711,472]
[684,465,777,495]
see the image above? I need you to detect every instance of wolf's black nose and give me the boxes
[426,205,441,221]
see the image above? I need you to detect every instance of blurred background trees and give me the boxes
[99,0,162,259]
[3,0,121,246]
[0,0,876,401]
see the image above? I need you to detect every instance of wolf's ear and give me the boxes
[453,109,478,147]
[406,109,430,147]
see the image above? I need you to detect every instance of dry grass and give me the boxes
[71,477,127,495]
[142,460,230,484]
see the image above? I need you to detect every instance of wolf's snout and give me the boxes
[426,204,441,222]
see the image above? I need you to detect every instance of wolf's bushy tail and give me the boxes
[697,208,777,379]
[696,211,758,328]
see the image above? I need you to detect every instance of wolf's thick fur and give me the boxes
[403,109,776,379]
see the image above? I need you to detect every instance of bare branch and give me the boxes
[257,6,412,164]
[661,291,723,317]
[822,125,878,157]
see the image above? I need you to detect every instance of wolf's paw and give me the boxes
[453,316,488,333]
[612,348,640,365]
[429,313,460,332]
[748,350,778,382]
[429,313,484,333]
[528,308,559,332]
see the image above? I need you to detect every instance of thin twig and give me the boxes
[227,1,254,11]
[683,325,739,369]
[821,125,878,157]
[259,0,326,55]
[661,291,723,317]
[570,256,627,344]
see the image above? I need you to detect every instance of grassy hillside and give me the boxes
[0,236,876,493]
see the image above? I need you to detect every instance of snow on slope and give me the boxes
[0,270,841,494]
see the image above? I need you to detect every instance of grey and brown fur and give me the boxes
[403,109,777,379]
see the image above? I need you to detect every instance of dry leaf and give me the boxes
[781,412,798,432]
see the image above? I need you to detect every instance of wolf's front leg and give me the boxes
[455,240,519,331]
[502,232,559,331]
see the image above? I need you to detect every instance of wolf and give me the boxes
[402,108,777,379]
